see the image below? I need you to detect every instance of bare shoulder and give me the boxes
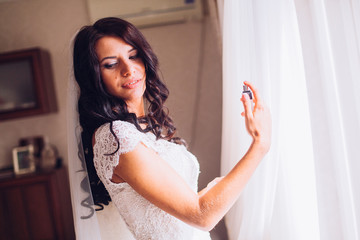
[112,142,151,183]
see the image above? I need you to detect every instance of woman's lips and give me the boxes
[122,79,142,89]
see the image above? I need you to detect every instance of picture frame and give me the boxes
[0,48,57,121]
[12,145,36,175]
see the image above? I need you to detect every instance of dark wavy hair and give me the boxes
[73,17,183,212]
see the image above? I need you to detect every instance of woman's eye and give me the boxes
[129,54,139,60]
[103,62,118,69]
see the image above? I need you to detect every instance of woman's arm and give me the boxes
[112,81,271,231]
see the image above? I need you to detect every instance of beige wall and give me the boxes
[0,0,90,168]
[141,19,223,190]
[0,0,225,239]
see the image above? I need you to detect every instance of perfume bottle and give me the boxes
[242,85,253,100]
[40,137,57,170]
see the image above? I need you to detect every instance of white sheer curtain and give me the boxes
[220,0,360,240]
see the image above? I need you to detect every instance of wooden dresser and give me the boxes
[0,167,75,240]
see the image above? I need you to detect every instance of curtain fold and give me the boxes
[220,0,360,239]
[294,1,360,239]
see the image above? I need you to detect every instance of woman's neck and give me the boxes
[126,98,145,117]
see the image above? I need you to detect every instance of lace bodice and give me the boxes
[93,120,211,240]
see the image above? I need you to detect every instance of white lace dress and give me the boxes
[93,120,211,240]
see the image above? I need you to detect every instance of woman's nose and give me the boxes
[121,62,133,77]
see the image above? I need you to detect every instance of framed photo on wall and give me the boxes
[12,145,36,175]
[0,48,57,121]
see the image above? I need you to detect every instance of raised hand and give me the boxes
[241,81,272,152]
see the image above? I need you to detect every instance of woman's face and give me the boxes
[95,36,146,108]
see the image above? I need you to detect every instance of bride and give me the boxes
[70,17,271,240]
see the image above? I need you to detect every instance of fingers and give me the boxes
[241,81,272,149]
[243,81,263,106]
[241,92,253,119]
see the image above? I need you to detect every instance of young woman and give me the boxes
[72,17,271,240]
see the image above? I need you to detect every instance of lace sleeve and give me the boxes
[95,120,142,155]
[113,121,145,154]
[93,120,143,186]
